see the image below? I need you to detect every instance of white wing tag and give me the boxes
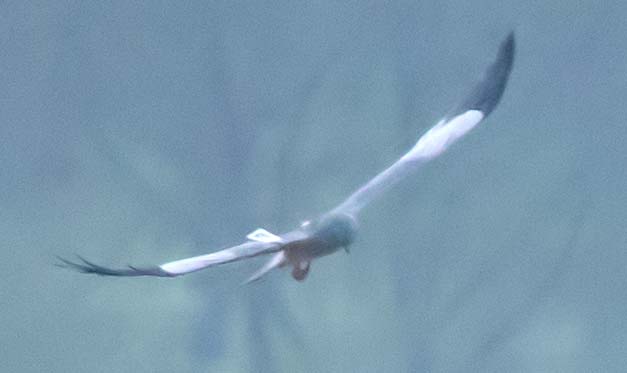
[246,228,283,243]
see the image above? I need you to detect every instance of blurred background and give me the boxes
[2,1,626,372]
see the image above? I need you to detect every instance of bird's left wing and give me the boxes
[331,33,515,217]
[58,237,286,278]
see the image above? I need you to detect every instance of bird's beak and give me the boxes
[343,246,350,254]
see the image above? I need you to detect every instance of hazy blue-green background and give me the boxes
[2,1,626,372]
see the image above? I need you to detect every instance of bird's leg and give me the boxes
[291,261,310,281]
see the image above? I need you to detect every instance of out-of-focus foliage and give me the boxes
[1,1,626,372]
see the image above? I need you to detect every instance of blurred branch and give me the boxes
[472,177,593,369]
[243,53,341,372]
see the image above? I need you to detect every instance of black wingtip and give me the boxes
[501,31,516,68]
[55,254,171,277]
[456,32,516,117]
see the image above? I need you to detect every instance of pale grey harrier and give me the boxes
[60,33,515,283]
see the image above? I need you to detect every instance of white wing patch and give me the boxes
[330,110,486,216]
[403,110,484,161]
[246,228,283,243]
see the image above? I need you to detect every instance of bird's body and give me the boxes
[283,213,358,278]
[59,33,515,284]
[246,213,358,282]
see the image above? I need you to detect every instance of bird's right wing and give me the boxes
[58,235,288,278]
[331,33,515,217]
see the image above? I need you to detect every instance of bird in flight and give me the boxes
[59,33,515,283]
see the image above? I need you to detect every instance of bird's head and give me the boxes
[309,213,358,248]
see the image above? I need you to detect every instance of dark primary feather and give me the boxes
[56,255,173,277]
[455,32,515,117]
